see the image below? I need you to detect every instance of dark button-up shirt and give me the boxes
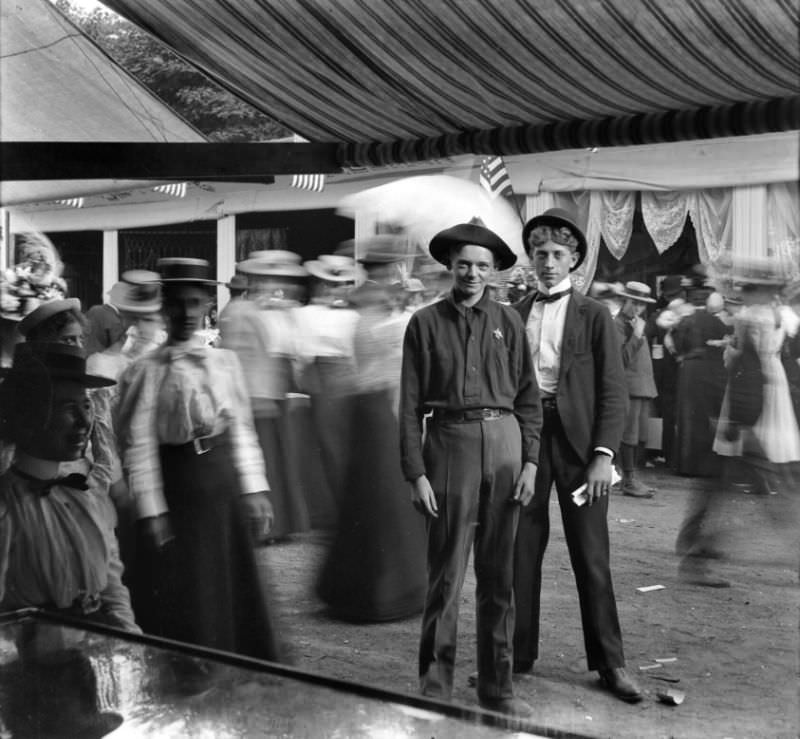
[400,289,541,481]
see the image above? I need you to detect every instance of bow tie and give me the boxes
[534,288,572,304]
[165,345,207,363]
[12,467,90,496]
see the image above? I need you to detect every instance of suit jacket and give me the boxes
[614,313,657,398]
[514,290,628,464]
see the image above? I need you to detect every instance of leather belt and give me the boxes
[432,407,511,423]
[165,429,229,456]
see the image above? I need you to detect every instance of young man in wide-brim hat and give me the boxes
[399,217,541,717]
[512,207,642,703]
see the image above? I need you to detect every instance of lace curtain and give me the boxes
[525,183,797,289]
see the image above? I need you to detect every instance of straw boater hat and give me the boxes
[521,207,587,271]
[18,297,82,338]
[0,341,115,388]
[157,258,219,284]
[246,250,303,265]
[107,270,161,313]
[304,254,359,283]
[429,217,517,271]
[237,253,309,279]
[617,281,656,304]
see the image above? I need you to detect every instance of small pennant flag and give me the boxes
[153,182,187,198]
[479,156,513,199]
[291,174,326,192]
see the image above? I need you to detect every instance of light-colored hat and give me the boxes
[617,281,656,304]
[246,250,303,265]
[238,258,309,279]
[18,297,82,337]
[304,254,359,283]
[589,281,623,302]
[108,272,161,314]
[403,278,425,293]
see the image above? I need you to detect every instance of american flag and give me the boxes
[291,174,326,192]
[479,156,513,199]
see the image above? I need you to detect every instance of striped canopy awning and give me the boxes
[102,0,799,168]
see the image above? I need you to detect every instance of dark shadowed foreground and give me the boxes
[264,466,798,739]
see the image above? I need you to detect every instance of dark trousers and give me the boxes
[418,414,521,701]
[514,406,624,671]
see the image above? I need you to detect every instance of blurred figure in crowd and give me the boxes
[671,290,730,477]
[84,295,125,357]
[222,252,310,541]
[293,254,360,527]
[87,271,164,594]
[680,267,800,587]
[0,342,139,643]
[615,281,658,498]
[318,238,427,622]
[645,275,685,467]
[116,258,281,691]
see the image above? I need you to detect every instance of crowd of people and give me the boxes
[0,214,798,723]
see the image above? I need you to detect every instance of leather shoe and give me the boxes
[479,696,535,718]
[598,667,643,703]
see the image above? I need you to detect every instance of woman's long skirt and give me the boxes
[316,388,427,622]
[131,432,281,661]
[675,357,727,476]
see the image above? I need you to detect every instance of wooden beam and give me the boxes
[0,142,342,180]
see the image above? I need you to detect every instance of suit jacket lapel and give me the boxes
[558,291,586,387]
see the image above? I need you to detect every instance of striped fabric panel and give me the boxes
[103,0,799,146]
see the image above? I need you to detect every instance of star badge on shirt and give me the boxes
[493,328,503,341]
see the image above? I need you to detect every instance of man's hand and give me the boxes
[511,461,537,507]
[137,513,174,553]
[632,316,646,339]
[584,454,613,505]
[241,491,274,544]
[411,475,438,518]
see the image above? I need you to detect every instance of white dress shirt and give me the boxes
[526,277,572,396]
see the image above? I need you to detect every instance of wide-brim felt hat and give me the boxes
[429,217,517,271]
[521,207,587,271]
[18,297,82,337]
[304,254,359,283]
[617,280,656,303]
[0,341,115,387]
[157,258,219,284]
[108,277,161,314]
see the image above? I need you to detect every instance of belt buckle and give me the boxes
[193,436,211,455]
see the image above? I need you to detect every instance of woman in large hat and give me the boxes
[712,265,800,491]
[115,258,281,685]
[0,342,139,636]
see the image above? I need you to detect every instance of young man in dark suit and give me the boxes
[512,208,642,703]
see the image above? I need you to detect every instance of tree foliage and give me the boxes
[54,0,292,142]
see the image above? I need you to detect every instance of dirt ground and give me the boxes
[259,465,799,739]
